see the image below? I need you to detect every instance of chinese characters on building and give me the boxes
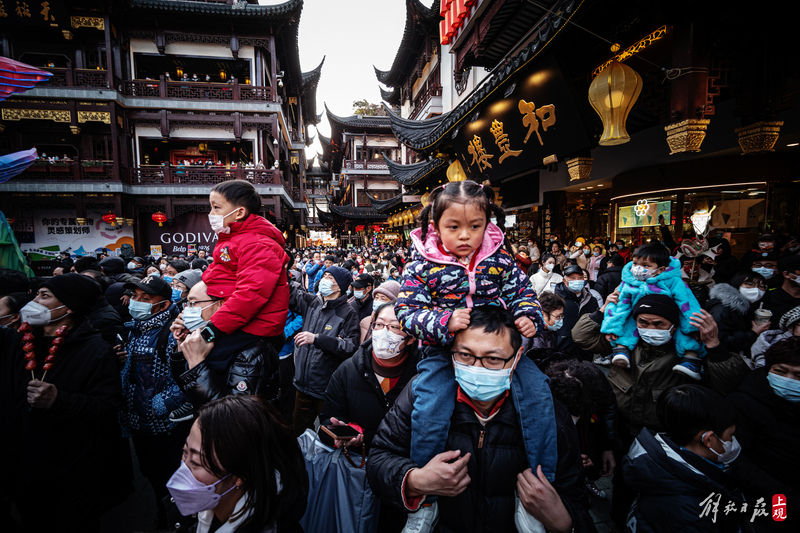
[0,1,57,21]
[465,100,557,172]
[43,217,94,235]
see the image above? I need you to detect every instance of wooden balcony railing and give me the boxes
[17,161,116,181]
[409,64,442,120]
[127,166,283,185]
[40,66,110,88]
[344,159,389,170]
[122,77,273,102]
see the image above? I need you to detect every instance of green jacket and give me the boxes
[572,311,749,436]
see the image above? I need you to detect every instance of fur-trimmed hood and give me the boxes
[708,283,751,315]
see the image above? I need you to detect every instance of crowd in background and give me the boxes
[2,179,800,533]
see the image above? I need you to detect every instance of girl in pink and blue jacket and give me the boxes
[395,180,559,509]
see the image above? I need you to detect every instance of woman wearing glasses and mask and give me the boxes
[320,301,419,533]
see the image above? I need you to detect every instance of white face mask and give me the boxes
[372,327,407,360]
[542,262,554,272]
[631,264,656,281]
[738,286,765,304]
[166,461,236,516]
[701,432,742,464]
[208,208,241,234]
[637,326,673,346]
[20,301,68,327]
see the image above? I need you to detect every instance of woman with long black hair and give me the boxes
[166,395,308,532]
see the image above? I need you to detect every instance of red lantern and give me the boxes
[372,224,382,233]
[152,212,167,227]
[102,212,117,226]
[355,225,365,233]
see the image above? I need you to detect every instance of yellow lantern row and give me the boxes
[387,207,420,228]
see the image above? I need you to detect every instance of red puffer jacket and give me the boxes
[203,214,289,337]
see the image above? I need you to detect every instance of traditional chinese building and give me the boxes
[0,0,319,265]
[317,105,399,247]
[376,0,800,251]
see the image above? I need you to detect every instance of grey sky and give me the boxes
[260,0,434,160]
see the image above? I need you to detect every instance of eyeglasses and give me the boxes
[452,351,515,370]
[546,312,564,321]
[185,299,221,308]
[371,322,404,335]
[740,281,767,290]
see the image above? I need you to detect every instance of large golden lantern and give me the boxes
[446,160,467,182]
[588,60,642,146]
[421,192,431,207]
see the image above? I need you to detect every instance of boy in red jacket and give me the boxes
[179,180,289,368]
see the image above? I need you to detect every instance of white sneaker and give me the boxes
[594,355,612,366]
[402,501,439,533]
[515,493,546,533]
[611,353,631,368]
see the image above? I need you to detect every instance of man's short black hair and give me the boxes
[81,270,112,292]
[0,268,30,297]
[73,256,98,273]
[538,292,565,315]
[169,260,191,273]
[632,242,671,267]
[324,255,335,263]
[609,254,625,267]
[211,179,262,216]
[464,305,522,354]
[656,385,736,446]
[764,337,800,368]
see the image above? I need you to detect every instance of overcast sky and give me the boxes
[260,0,434,160]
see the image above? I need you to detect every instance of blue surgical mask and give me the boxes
[767,372,800,403]
[548,318,564,331]
[171,288,184,302]
[372,300,384,313]
[163,275,173,284]
[182,303,215,332]
[319,278,335,296]
[453,357,517,402]
[752,266,775,279]
[568,280,585,292]
[353,290,365,300]
[129,299,159,321]
[638,326,673,346]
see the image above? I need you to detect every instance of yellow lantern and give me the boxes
[421,192,430,207]
[588,60,642,146]
[446,160,467,182]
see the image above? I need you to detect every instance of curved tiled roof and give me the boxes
[330,204,388,220]
[374,0,440,88]
[325,104,392,131]
[384,0,581,151]
[129,0,303,18]
[368,188,421,213]
[385,155,446,186]
[318,132,331,148]
[301,56,324,125]
[380,86,400,106]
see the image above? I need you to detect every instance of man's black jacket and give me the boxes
[367,378,595,532]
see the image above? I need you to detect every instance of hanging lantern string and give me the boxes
[523,0,706,80]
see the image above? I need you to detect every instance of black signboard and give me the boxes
[453,53,590,183]
[143,212,219,257]
[0,1,70,28]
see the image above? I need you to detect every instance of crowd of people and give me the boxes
[2,178,799,533]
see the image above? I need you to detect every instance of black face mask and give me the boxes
[371,259,378,263]
[609,250,618,256]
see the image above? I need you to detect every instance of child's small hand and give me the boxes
[448,308,471,333]
[515,316,537,337]
[605,333,619,342]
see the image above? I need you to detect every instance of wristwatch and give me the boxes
[200,326,216,343]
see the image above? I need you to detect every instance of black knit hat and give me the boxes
[632,294,681,326]
[778,254,800,274]
[326,266,351,294]
[42,273,101,317]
